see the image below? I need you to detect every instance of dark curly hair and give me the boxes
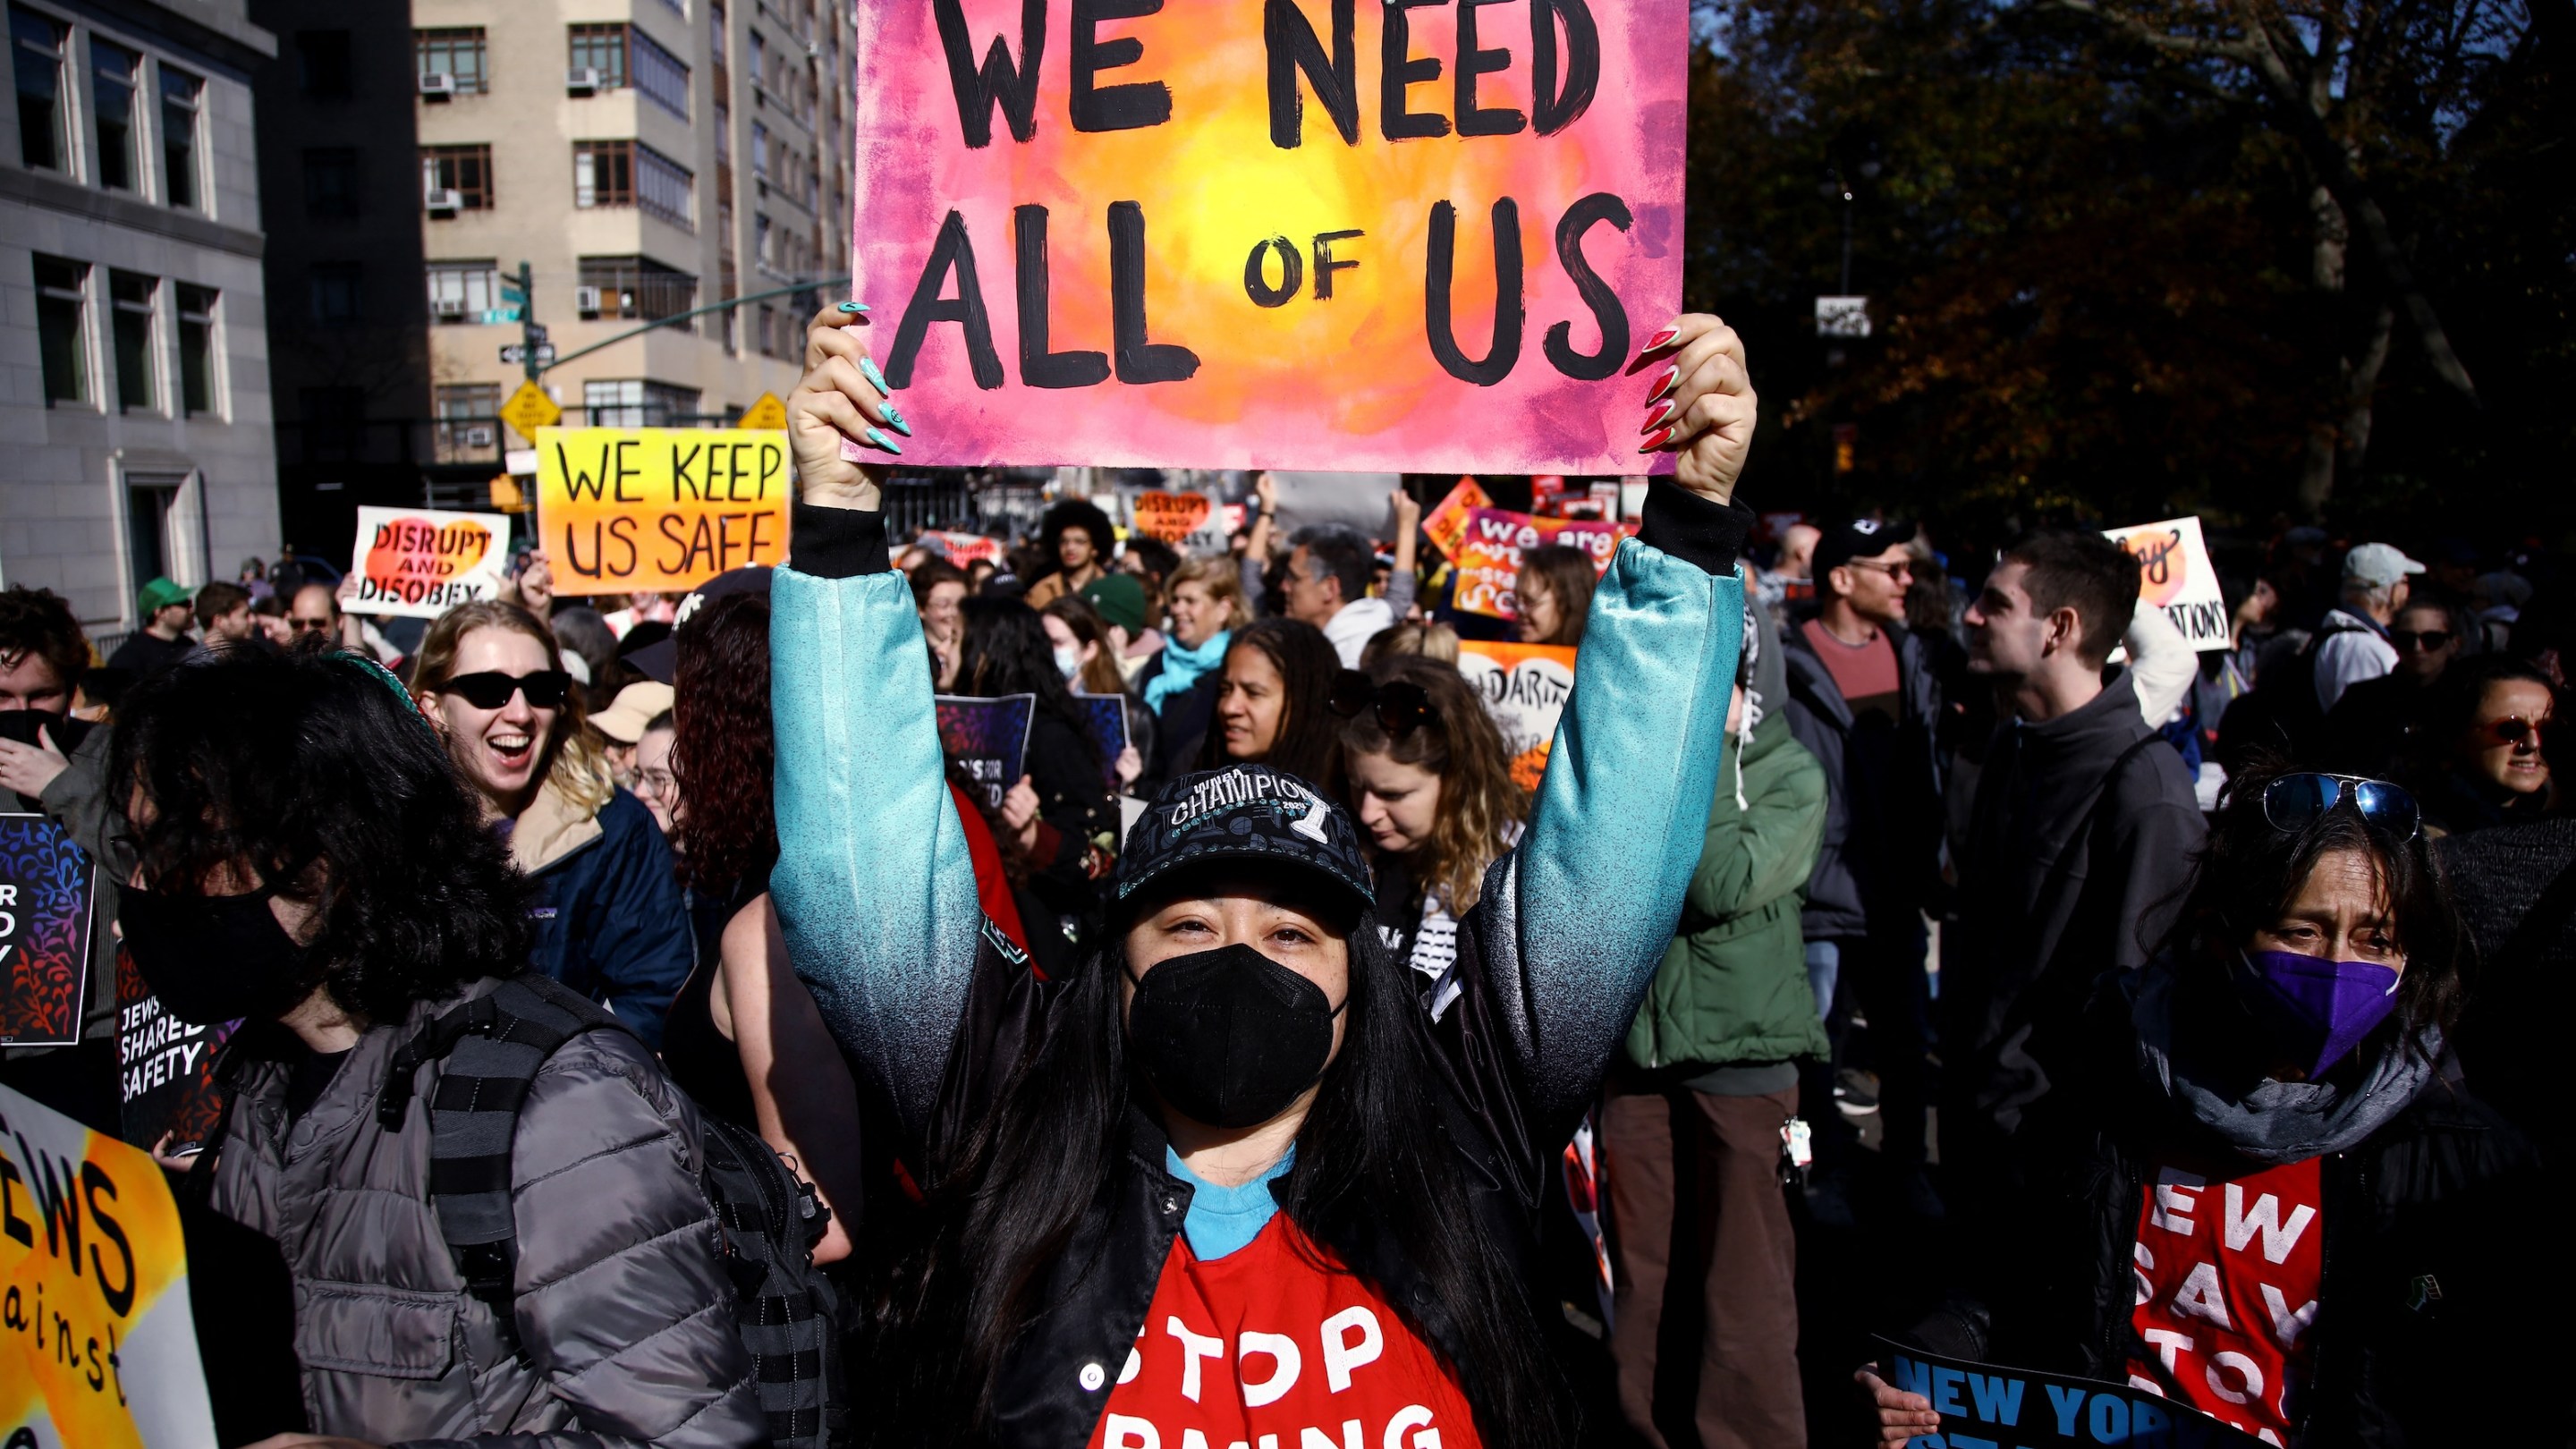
[672,591,775,900]
[110,644,531,1026]
[0,585,89,700]
[2169,760,2469,1064]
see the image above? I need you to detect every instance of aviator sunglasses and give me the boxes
[2259,772,2420,842]
[440,669,572,710]
[1327,670,1437,739]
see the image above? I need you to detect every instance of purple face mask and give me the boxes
[2237,949,2403,1079]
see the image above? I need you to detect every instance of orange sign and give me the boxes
[1456,641,1579,792]
[534,428,790,596]
[347,506,512,619]
[2103,515,2228,649]
[1133,491,1215,544]
[1422,478,1495,559]
[1452,508,1633,620]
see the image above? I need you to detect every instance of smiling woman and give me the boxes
[411,601,696,1046]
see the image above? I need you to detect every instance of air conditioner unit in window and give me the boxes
[419,72,457,99]
[803,40,822,58]
[462,424,496,448]
[433,296,467,320]
[574,285,604,315]
[567,66,602,94]
[425,188,462,215]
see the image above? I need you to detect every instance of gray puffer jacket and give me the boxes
[207,976,764,1447]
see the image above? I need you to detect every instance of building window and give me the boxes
[746,30,764,97]
[309,262,362,326]
[300,386,365,458]
[298,30,351,98]
[714,102,730,169]
[303,148,360,217]
[92,38,140,191]
[111,271,156,412]
[126,475,183,591]
[12,8,67,173]
[573,139,631,208]
[755,211,772,269]
[568,23,628,89]
[160,65,203,209]
[35,255,89,406]
[435,383,501,462]
[416,27,487,94]
[583,378,699,428]
[576,140,691,228]
[632,27,689,119]
[578,255,696,329]
[709,2,725,64]
[750,120,768,178]
[420,144,493,210]
[176,284,216,415]
[427,259,502,322]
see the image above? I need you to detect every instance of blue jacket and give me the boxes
[517,782,695,1048]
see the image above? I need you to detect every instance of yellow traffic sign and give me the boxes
[489,475,529,513]
[738,393,789,430]
[499,380,562,438]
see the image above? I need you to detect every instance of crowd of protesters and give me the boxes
[0,300,2558,1449]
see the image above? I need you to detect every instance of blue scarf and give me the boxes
[1144,630,1229,716]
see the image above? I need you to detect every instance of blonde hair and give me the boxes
[1166,555,1251,632]
[1360,622,1460,669]
[411,600,613,813]
[1340,656,1525,911]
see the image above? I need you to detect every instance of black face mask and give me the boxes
[0,708,91,757]
[118,882,320,1027]
[1125,943,1347,1129]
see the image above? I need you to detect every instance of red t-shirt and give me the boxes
[2126,1155,2325,1445]
[1087,1214,1483,1449]
[1801,620,1902,724]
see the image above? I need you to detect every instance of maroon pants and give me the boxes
[1601,1082,1805,1449]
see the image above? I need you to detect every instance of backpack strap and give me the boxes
[377,973,631,1344]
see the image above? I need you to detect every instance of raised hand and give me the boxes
[1633,315,1758,506]
[788,302,905,512]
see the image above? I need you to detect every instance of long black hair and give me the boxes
[1199,616,1343,789]
[2165,761,2468,1064]
[958,595,1103,775]
[110,644,530,1026]
[877,880,1572,1449]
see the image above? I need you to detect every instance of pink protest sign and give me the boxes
[849,0,1686,473]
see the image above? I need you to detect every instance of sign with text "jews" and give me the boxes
[850,0,1686,473]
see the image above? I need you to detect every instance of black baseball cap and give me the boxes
[623,565,774,683]
[1811,518,1918,577]
[1117,765,1376,918]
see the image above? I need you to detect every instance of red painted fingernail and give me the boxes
[1646,364,1679,402]
[1641,400,1674,431]
[1641,326,1681,353]
[1638,425,1674,453]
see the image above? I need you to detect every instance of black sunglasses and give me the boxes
[2390,629,2453,651]
[1327,670,1437,738]
[442,669,572,710]
[2260,772,2420,841]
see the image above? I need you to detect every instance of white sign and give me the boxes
[2103,516,2230,651]
[1816,295,1872,339]
[345,505,513,619]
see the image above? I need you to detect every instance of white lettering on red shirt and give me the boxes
[1087,1214,1481,1449]
[2127,1155,2325,1447]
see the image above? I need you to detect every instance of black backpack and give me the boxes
[376,972,845,1449]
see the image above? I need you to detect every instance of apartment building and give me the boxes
[410,0,848,454]
[0,0,279,633]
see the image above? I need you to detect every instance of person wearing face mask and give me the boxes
[2403,655,2558,835]
[1861,767,2544,1445]
[1602,598,1826,1449]
[1135,557,1250,778]
[773,305,1758,1448]
[0,585,126,1131]
[1333,656,1526,985]
[411,601,695,1047]
[111,646,764,1447]
[1045,595,1154,792]
[958,596,1119,945]
[1200,616,1344,793]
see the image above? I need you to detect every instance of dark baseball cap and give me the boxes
[1811,518,1918,577]
[1117,765,1376,918]
[623,565,774,683]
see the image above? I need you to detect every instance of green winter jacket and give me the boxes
[1624,709,1831,1072]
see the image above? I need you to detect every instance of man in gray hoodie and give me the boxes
[1945,532,2205,1207]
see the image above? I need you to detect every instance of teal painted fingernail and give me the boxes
[882,405,912,437]
[863,426,902,455]
[837,301,869,314]
[860,356,892,393]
